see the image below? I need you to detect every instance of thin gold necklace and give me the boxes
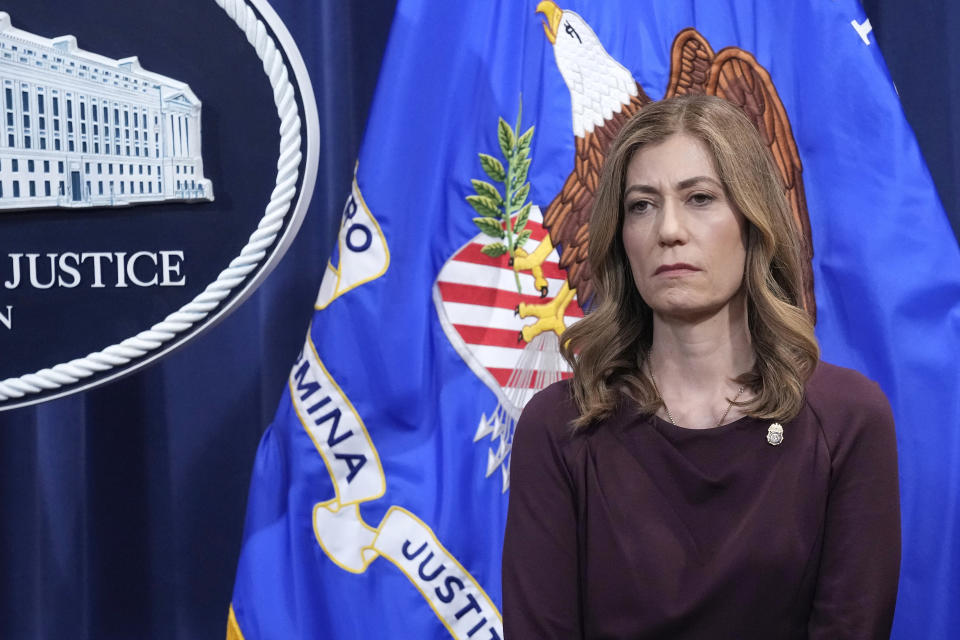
[648,365,745,428]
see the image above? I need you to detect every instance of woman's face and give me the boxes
[621,133,748,321]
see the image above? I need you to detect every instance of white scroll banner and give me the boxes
[290,335,503,639]
[315,168,390,309]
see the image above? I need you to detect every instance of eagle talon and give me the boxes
[517,330,525,343]
[539,286,548,298]
[514,304,520,317]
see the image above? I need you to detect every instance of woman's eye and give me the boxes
[627,200,650,214]
[689,193,714,206]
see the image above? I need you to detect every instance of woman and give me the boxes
[501,95,900,639]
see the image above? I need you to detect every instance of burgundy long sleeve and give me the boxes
[502,362,900,639]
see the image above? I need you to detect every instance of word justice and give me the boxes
[3,251,187,289]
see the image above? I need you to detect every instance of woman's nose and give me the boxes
[657,198,687,246]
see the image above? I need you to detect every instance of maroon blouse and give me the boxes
[502,362,900,639]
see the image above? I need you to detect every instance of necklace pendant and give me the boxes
[766,422,784,446]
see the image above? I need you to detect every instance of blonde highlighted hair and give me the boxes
[562,95,819,428]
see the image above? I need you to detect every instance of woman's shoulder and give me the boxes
[510,380,584,474]
[803,360,895,453]
[805,361,888,414]
[518,379,579,433]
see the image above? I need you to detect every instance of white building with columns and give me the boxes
[0,12,213,210]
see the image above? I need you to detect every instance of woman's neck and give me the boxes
[647,294,754,428]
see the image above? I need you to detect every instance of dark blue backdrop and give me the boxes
[862,0,960,237]
[0,2,395,638]
[0,1,955,638]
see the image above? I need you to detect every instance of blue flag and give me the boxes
[229,1,960,638]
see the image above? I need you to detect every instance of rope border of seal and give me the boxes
[0,0,302,401]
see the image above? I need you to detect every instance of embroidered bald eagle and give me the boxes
[515,1,815,341]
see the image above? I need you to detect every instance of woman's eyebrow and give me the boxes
[677,176,722,190]
[623,184,659,197]
[624,176,722,197]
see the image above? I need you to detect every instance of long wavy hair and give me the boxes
[562,95,819,428]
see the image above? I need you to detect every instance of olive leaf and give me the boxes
[517,126,534,156]
[513,202,532,234]
[473,216,505,238]
[511,157,531,190]
[466,194,501,218]
[479,153,506,182]
[480,243,508,258]
[497,117,516,160]
[516,228,532,247]
[471,179,503,205]
[510,182,531,209]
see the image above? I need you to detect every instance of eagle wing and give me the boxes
[705,47,816,319]
[665,30,815,319]
[664,28,715,98]
[542,88,651,308]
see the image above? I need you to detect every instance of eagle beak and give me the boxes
[536,1,562,45]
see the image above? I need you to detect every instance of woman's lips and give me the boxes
[654,263,700,275]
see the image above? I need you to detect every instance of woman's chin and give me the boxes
[649,298,730,323]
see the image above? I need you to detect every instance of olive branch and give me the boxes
[466,96,534,293]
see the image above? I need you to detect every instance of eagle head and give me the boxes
[536,1,639,138]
